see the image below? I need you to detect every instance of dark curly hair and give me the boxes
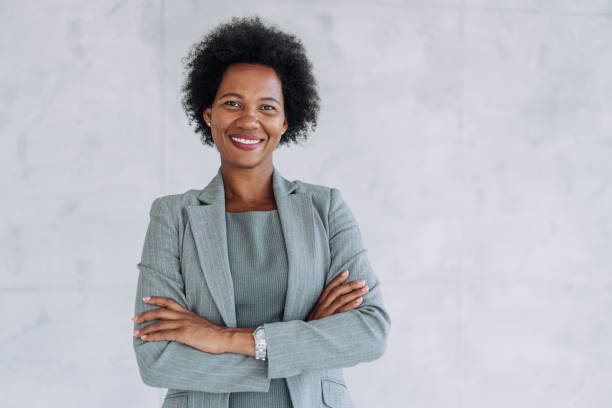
[181,16,320,147]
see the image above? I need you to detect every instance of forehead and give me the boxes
[215,63,283,101]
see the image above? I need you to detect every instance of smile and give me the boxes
[229,135,264,151]
[231,136,261,144]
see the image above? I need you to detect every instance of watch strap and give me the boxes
[254,326,267,361]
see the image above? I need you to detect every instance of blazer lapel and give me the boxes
[186,165,316,328]
[186,167,237,328]
[273,172,317,322]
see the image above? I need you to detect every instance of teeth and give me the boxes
[231,137,261,144]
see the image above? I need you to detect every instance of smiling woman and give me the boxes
[132,15,391,408]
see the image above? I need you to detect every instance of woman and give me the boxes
[132,16,391,408]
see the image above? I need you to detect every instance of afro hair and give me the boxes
[181,16,320,147]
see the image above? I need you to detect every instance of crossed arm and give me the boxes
[132,188,391,393]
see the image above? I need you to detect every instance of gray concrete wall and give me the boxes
[2,0,611,407]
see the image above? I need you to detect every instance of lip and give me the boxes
[229,134,264,151]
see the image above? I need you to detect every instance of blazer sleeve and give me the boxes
[132,197,271,393]
[262,187,392,379]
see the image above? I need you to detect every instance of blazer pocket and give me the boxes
[322,377,352,408]
[161,391,188,408]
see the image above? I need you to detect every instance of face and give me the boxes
[203,63,288,170]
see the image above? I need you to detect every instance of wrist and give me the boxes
[222,327,257,356]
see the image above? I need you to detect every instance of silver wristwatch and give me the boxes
[253,325,267,360]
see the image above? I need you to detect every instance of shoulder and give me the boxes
[293,178,360,237]
[146,189,201,218]
[293,179,340,202]
[294,178,347,202]
[295,179,331,196]
[147,177,349,216]
[292,179,350,219]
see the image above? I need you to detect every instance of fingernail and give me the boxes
[133,330,139,336]
[131,317,136,321]
[358,280,365,285]
[357,297,363,303]
[141,335,148,339]
[143,296,150,302]
[343,270,349,276]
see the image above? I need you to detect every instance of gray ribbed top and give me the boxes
[225,209,293,408]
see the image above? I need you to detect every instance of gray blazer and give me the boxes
[133,165,391,408]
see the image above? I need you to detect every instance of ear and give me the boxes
[282,118,288,134]
[203,107,212,125]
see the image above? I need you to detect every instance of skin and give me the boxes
[132,63,369,356]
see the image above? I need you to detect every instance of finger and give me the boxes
[320,270,350,299]
[307,308,326,321]
[329,285,368,312]
[321,280,366,309]
[139,329,181,342]
[307,304,326,321]
[135,308,184,324]
[135,319,184,337]
[335,296,364,313]
[143,296,187,312]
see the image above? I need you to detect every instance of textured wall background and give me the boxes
[2,0,611,407]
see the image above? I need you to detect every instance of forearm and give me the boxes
[262,303,390,379]
[134,259,269,392]
[133,335,270,393]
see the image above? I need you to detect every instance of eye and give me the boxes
[261,105,276,111]
[224,100,239,107]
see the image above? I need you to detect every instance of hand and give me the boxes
[306,270,369,321]
[132,296,228,354]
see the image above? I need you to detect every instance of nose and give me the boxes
[236,108,260,130]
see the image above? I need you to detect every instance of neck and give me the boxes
[219,161,275,203]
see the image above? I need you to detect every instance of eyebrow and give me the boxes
[218,92,281,105]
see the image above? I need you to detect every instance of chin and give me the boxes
[227,156,267,169]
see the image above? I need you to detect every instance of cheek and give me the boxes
[210,117,231,137]
[266,122,285,138]
[269,116,286,130]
